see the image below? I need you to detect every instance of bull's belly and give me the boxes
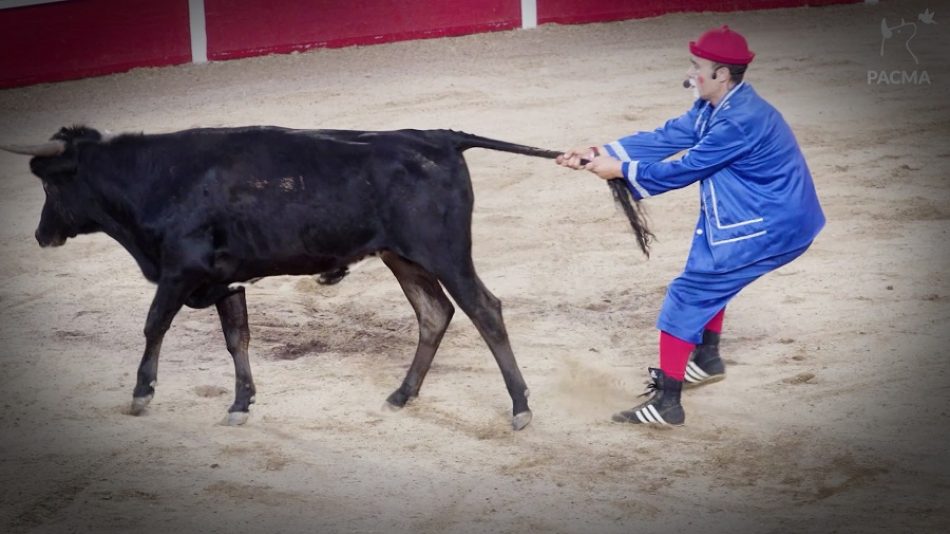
[211,240,378,283]
[205,204,382,282]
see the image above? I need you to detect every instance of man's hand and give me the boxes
[556,147,624,180]
[556,146,597,169]
[584,156,624,181]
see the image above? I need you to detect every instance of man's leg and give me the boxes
[613,270,740,426]
[685,308,727,387]
[611,331,691,426]
[705,308,725,333]
[659,330,695,381]
[614,243,814,427]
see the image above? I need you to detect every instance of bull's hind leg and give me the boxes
[215,287,256,425]
[381,251,454,409]
[436,263,532,430]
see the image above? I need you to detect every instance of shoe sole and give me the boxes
[611,411,685,426]
[683,373,725,389]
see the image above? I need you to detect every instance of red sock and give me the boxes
[705,308,725,334]
[659,331,695,382]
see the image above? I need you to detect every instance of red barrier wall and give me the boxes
[204,0,521,60]
[537,0,858,25]
[0,0,191,89]
[0,0,862,89]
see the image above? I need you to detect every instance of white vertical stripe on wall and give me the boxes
[188,0,207,63]
[521,0,537,29]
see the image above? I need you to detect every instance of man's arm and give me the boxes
[618,119,749,200]
[603,103,702,163]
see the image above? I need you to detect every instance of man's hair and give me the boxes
[713,62,747,83]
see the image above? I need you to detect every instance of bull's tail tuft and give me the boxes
[608,179,654,257]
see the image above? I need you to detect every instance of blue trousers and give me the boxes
[657,244,811,344]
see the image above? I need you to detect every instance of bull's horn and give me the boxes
[0,140,66,157]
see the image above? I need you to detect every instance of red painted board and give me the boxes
[537,0,862,25]
[0,0,191,89]
[205,0,521,60]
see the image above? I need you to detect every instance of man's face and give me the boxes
[687,55,724,101]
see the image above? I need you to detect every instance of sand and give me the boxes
[1,1,948,532]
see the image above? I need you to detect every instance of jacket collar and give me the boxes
[696,82,748,135]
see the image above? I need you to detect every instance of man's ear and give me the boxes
[714,65,730,82]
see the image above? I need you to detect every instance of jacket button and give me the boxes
[696,228,704,235]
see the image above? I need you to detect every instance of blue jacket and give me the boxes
[604,82,825,273]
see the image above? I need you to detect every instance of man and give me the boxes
[557,25,825,426]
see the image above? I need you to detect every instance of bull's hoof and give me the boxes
[381,400,403,412]
[385,389,413,409]
[130,395,153,415]
[512,410,533,431]
[317,267,349,286]
[226,411,249,426]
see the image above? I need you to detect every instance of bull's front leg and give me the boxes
[215,287,256,425]
[130,279,190,416]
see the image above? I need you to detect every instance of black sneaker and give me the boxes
[612,368,685,426]
[685,330,726,388]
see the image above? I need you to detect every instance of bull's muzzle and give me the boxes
[36,229,66,248]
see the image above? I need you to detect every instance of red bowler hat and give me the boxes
[689,25,755,65]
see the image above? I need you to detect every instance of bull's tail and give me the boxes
[448,130,654,257]
[448,131,564,160]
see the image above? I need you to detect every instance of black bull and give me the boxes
[1,126,651,430]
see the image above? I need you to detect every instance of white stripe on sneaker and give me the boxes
[684,367,703,383]
[635,409,651,424]
[647,404,668,425]
[688,361,710,378]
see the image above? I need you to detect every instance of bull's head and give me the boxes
[2,126,106,247]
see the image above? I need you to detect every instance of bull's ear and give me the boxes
[29,151,79,179]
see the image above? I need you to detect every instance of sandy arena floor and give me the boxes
[1,1,948,532]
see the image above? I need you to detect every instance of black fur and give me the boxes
[25,125,633,428]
